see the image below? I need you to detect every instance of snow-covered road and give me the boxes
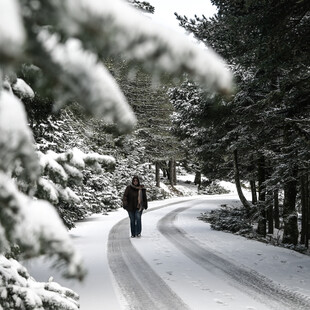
[26,195,310,310]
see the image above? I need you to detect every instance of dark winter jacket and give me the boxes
[122,184,148,212]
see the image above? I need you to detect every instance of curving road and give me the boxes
[158,205,310,310]
[108,201,191,310]
[108,198,310,310]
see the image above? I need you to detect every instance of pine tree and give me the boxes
[175,0,310,243]
[108,58,185,186]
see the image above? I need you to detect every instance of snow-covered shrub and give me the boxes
[33,148,116,228]
[283,243,308,254]
[0,89,85,278]
[199,206,253,233]
[200,206,310,255]
[198,180,230,195]
[147,185,173,201]
[81,171,121,214]
[0,255,79,310]
[31,112,117,217]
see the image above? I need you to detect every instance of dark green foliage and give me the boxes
[283,213,299,245]
[198,181,230,195]
[81,171,121,213]
[31,107,118,227]
[57,202,88,229]
[169,80,234,182]
[128,0,155,13]
[173,0,310,244]
[108,58,184,162]
[199,207,253,233]
[30,100,180,228]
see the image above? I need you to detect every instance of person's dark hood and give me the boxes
[131,175,140,186]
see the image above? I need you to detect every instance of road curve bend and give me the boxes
[108,202,191,310]
[158,206,310,310]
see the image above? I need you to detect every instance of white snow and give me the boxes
[11,78,35,99]
[36,148,115,204]
[0,91,33,146]
[60,0,232,94]
[0,90,38,177]
[0,0,25,59]
[37,31,137,133]
[37,178,59,204]
[0,172,85,280]
[0,255,79,310]
[62,187,81,203]
[25,190,310,310]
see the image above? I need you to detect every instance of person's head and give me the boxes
[132,176,140,186]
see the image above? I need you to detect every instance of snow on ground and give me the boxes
[175,200,310,297]
[25,182,310,310]
[219,180,238,194]
[133,195,310,309]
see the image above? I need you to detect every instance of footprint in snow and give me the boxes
[201,287,212,292]
[214,299,226,305]
[224,293,234,300]
[153,258,162,265]
[191,280,200,287]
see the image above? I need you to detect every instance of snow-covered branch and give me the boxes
[0,90,38,180]
[0,174,85,280]
[11,78,35,99]
[0,256,79,310]
[0,0,25,63]
[52,0,233,94]
[36,148,115,205]
[127,0,155,13]
[37,31,137,133]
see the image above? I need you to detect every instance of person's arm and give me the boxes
[123,186,129,209]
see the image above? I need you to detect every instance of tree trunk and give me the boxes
[274,189,280,229]
[155,162,160,187]
[258,156,266,201]
[257,156,266,236]
[300,173,309,247]
[307,175,310,248]
[233,150,251,211]
[169,159,175,186]
[173,160,177,185]
[267,189,274,234]
[282,178,298,245]
[162,170,166,178]
[194,171,202,188]
[162,162,167,178]
[250,180,257,204]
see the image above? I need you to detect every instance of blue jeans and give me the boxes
[127,209,143,236]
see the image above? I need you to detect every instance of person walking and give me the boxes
[122,175,148,238]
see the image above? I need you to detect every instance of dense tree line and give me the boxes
[107,58,185,187]
[171,0,310,247]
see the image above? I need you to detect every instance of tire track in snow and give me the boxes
[108,201,191,310]
[158,206,310,310]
